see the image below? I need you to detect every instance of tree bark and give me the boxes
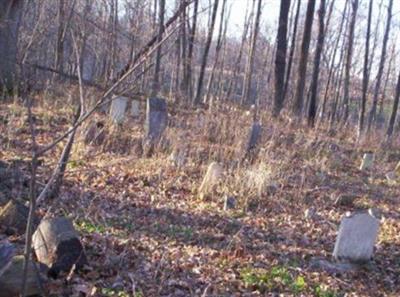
[386,71,400,140]
[367,0,393,132]
[292,0,316,117]
[0,0,23,91]
[193,0,219,105]
[307,0,326,127]
[273,0,291,116]
[357,0,373,138]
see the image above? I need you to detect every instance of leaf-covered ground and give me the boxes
[1,95,400,296]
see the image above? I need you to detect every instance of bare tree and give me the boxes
[292,0,316,117]
[307,0,326,127]
[342,0,358,122]
[273,0,290,116]
[241,0,262,106]
[386,70,400,141]
[357,0,373,138]
[193,0,219,105]
[151,0,165,96]
[367,0,393,132]
[0,0,23,91]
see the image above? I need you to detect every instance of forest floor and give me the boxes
[1,91,400,297]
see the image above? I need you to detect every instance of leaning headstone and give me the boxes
[359,153,374,171]
[33,217,87,278]
[0,255,47,297]
[0,200,36,235]
[333,209,380,263]
[198,162,223,198]
[0,243,15,277]
[109,96,128,124]
[144,97,168,141]
[131,99,140,118]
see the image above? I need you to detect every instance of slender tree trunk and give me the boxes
[193,0,219,105]
[204,0,227,105]
[319,0,347,121]
[282,0,300,104]
[273,0,290,116]
[0,0,23,91]
[241,0,262,106]
[225,1,250,102]
[292,0,316,117]
[357,0,373,138]
[386,71,400,140]
[379,43,395,118]
[152,0,165,96]
[54,0,65,74]
[307,0,326,127]
[367,0,393,132]
[342,0,358,122]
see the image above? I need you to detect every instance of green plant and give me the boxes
[314,285,338,297]
[75,219,106,234]
[101,288,130,297]
[240,266,307,294]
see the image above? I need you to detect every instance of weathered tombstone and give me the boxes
[198,162,223,198]
[0,200,35,235]
[359,153,374,171]
[0,255,47,297]
[223,195,236,211]
[109,96,128,124]
[386,171,397,185]
[0,243,15,277]
[144,97,168,141]
[33,217,87,278]
[239,122,261,160]
[333,209,380,263]
[131,99,140,118]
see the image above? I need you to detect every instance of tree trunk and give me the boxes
[367,0,393,133]
[342,0,358,122]
[357,0,373,138]
[273,0,291,116]
[282,0,300,104]
[193,0,219,105]
[151,0,165,96]
[241,0,262,106]
[292,0,316,117]
[307,0,326,127]
[0,0,23,91]
[386,71,400,140]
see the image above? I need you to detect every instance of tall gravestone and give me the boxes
[333,209,380,263]
[131,100,140,118]
[144,97,168,142]
[109,96,128,124]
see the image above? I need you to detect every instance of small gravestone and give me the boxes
[359,153,374,171]
[109,96,128,124]
[386,171,397,185]
[198,162,223,198]
[0,255,47,297]
[333,209,380,263]
[131,100,140,118]
[144,97,168,141]
[0,243,14,277]
[33,217,87,278]
[223,195,236,211]
[241,123,261,159]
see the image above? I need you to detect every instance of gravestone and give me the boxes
[359,153,374,171]
[223,195,236,211]
[240,122,261,160]
[131,100,140,118]
[109,96,128,124]
[333,209,380,263]
[198,162,223,198]
[144,97,168,142]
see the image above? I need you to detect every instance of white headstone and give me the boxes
[359,153,374,171]
[198,162,223,197]
[333,209,380,263]
[109,96,128,124]
[131,100,140,117]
